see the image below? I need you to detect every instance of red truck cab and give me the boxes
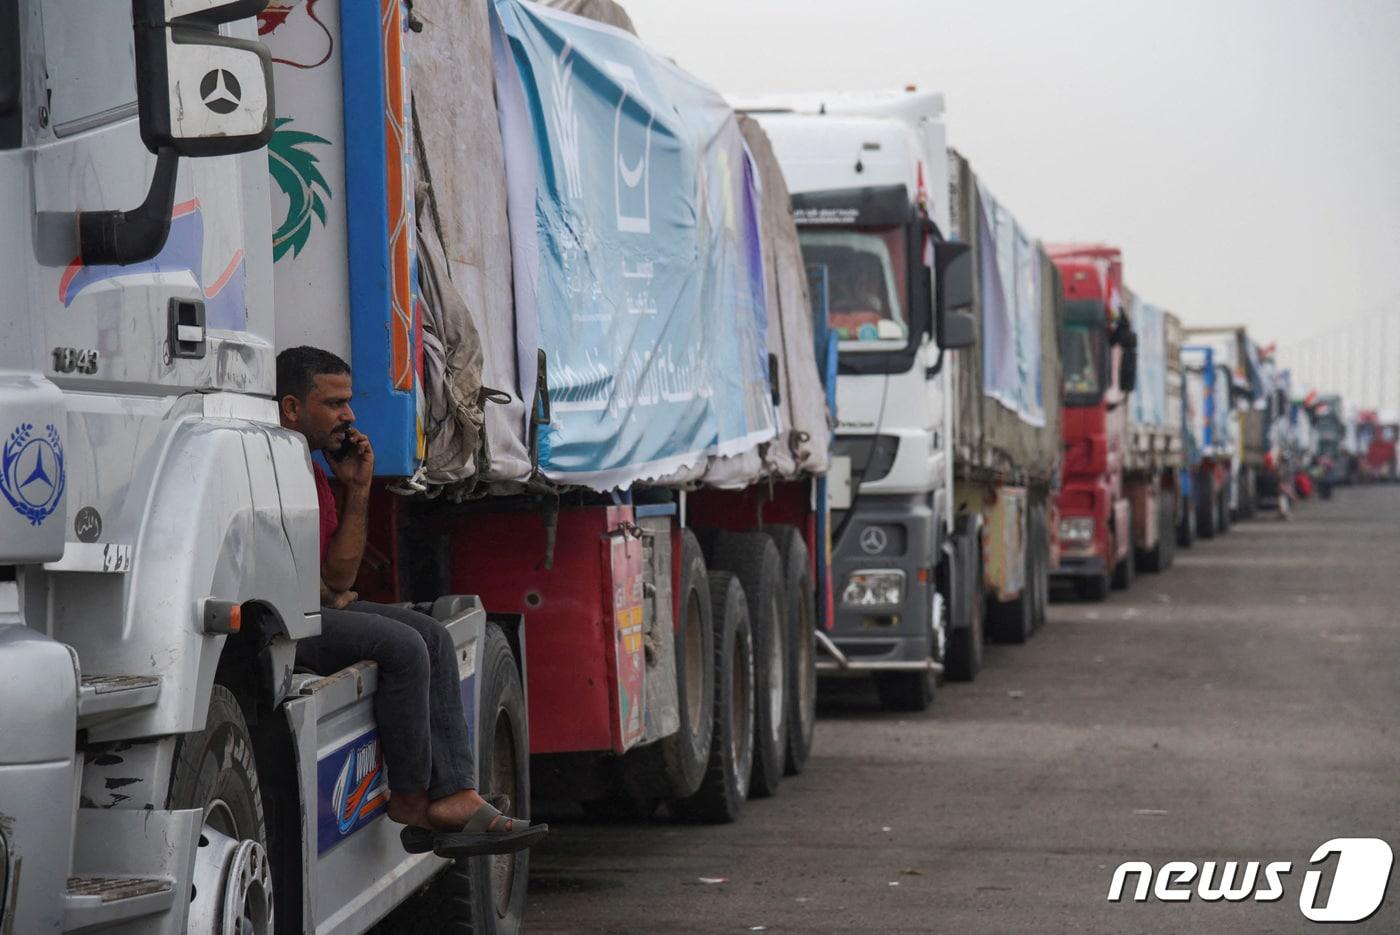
[1356,410,1399,482]
[1048,245,1134,600]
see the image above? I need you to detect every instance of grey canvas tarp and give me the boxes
[739,116,830,479]
[410,0,533,491]
[948,149,1063,485]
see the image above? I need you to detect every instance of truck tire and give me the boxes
[619,530,715,800]
[1177,489,1196,548]
[670,572,754,823]
[375,624,531,935]
[1196,472,1217,539]
[1111,513,1135,591]
[988,585,1032,643]
[988,521,1034,644]
[170,685,274,935]
[1158,495,1176,571]
[943,527,984,682]
[765,525,817,777]
[1217,484,1232,533]
[708,531,787,799]
[1030,505,1049,630]
[1138,497,1168,573]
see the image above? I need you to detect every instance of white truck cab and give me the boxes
[1,5,522,933]
[744,91,975,710]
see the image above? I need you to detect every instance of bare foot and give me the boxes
[427,789,514,832]
[385,790,431,828]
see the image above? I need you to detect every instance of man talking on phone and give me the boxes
[276,346,544,857]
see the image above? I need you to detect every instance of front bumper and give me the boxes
[1052,554,1107,579]
[824,496,942,673]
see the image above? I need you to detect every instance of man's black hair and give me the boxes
[277,346,351,401]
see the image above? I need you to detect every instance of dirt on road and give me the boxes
[526,486,1400,934]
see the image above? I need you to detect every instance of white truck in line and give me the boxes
[743,90,1062,709]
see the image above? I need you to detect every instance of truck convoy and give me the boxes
[2,0,832,932]
[0,2,1354,934]
[742,91,1061,708]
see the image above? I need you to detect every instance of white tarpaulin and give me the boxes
[977,182,1045,428]
[1129,295,1169,428]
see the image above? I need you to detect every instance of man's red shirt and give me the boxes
[313,462,339,562]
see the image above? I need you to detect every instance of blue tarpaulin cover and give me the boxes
[492,0,775,489]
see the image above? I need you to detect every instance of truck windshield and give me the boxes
[798,227,909,352]
[1062,320,1104,403]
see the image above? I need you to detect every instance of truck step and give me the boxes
[64,875,174,930]
[78,675,160,727]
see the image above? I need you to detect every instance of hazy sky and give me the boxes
[621,0,1400,351]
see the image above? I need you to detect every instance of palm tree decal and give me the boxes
[269,117,332,261]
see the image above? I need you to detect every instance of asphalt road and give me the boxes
[525,485,1400,934]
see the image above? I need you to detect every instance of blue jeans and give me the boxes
[297,601,474,797]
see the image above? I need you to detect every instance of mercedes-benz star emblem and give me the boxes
[859,526,888,555]
[200,69,242,115]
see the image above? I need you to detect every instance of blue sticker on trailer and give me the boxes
[316,671,477,854]
[492,0,775,489]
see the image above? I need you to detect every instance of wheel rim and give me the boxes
[188,802,274,935]
[766,595,785,741]
[930,590,947,663]
[684,588,705,736]
[490,707,519,917]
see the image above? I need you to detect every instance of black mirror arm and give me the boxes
[925,346,946,379]
[78,148,179,265]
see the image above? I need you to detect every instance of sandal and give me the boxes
[400,794,548,857]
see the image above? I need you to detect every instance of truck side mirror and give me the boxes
[78,0,274,266]
[1118,332,1138,394]
[134,0,276,157]
[934,240,975,350]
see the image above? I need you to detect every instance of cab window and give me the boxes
[40,0,137,134]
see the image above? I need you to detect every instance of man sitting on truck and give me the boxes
[276,346,545,857]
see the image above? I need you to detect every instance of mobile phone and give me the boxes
[329,431,356,461]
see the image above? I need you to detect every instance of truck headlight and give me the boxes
[842,570,905,607]
[1059,517,1095,544]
